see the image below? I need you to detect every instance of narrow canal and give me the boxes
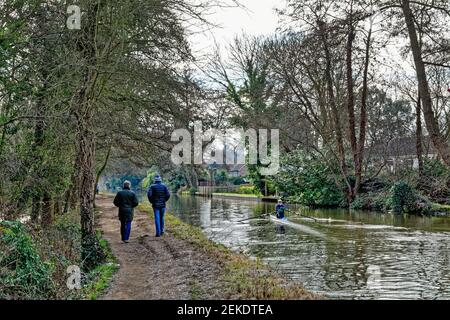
[167,195,450,299]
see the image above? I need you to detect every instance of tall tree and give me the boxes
[400,0,450,167]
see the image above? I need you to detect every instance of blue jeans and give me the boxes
[153,207,165,236]
[120,220,132,241]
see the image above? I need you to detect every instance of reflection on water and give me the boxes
[167,195,450,300]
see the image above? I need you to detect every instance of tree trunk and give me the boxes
[416,90,424,176]
[93,144,111,208]
[181,164,193,188]
[54,196,62,216]
[79,117,96,248]
[402,0,450,166]
[317,20,352,202]
[190,166,199,188]
[30,80,47,224]
[354,23,372,196]
[31,197,41,224]
[63,188,72,214]
[64,148,83,213]
[75,1,102,270]
[346,16,358,176]
[41,194,53,227]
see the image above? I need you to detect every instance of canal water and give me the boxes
[166,195,450,300]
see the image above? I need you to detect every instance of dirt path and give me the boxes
[97,195,224,300]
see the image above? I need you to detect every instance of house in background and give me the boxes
[228,163,248,177]
[368,136,437,173]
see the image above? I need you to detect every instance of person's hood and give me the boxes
[154,175,162,183]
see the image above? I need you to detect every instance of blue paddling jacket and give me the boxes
[275,204,286,219]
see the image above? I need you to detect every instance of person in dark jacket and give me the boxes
[113,180,139,243]
[147,175,170,237]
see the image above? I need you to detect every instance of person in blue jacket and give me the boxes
[275,199,287,219]
[147,174,170,237]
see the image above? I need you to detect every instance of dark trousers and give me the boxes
[153,207,165,236]
[120,219,132,241]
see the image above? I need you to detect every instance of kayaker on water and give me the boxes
[275,199,287,219]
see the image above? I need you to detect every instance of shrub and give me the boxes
[388,181,431,214]
[417,159,450,203]
[189,187,198,195]
[270,151,344,207]
[350,191,389,211]
[236,185,260,195]
[0,221,53,299]
[0,211,110,300]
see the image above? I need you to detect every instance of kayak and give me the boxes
[269,215,325,238]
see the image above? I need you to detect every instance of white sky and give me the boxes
[189,0,282,56]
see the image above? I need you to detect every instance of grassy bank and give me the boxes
[211,192,260,199]
[180,192,279,202]
[0,209,117,300]
[431,203,450,215]
[140,203,317,300]
[180,191,260,198]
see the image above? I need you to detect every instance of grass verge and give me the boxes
[431,203,450,215]
[212,193,261,198]
[140,203,317,300]
[82,230,119,300]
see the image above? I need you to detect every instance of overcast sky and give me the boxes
[186,0,420,92]
[189,0,282,55]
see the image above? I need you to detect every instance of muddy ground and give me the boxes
[97,195,225,300]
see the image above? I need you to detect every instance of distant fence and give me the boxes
[197,185,240,197]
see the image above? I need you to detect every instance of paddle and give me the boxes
[289,209,319,222]
[236,212,276,223]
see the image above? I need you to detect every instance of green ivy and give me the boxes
[0,221,53,299]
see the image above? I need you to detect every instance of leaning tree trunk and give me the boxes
[402,0,450,167]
